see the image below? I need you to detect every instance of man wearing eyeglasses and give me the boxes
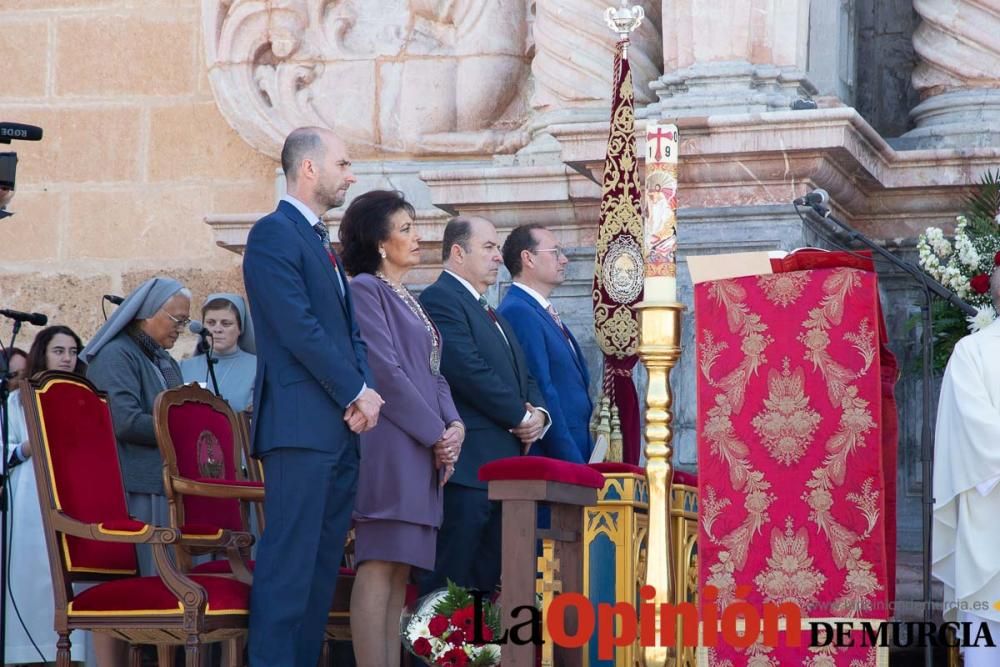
[499,224,594,464]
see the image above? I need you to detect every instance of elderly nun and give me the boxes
[82,276,191,566]
[180,293,256,413]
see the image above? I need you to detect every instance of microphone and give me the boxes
[189,320,213,353]
[0,122,44,144]
[103,294,124,305]
[0,308,48,326]
[793,189,830,208]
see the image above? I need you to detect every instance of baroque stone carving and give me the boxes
[203,0,533,158]
[905,0,1000,147]
[530,0,662,120]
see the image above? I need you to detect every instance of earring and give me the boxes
[379,248,387,259]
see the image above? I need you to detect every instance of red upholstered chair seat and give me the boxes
[69,575,249,615]
[35,378,140,574]
[479,456,606,488]
[164,401,244,532]
[588,462,699,487]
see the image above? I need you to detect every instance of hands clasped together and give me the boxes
[511,402,546,454]
[344,388,385,433]
[344,388,464,487]
[434,422,465,487]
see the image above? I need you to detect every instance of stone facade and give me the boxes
[1,0,276,349]
[4,0,1000,622]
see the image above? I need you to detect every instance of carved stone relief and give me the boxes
[203,0,533,158]
[530,0,662,122]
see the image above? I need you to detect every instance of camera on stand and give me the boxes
[0,122,44,219]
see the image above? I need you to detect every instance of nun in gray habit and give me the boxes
[82,276,190,572]
[180,293,257,413]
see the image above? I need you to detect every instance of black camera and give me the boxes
[0,153,17,190]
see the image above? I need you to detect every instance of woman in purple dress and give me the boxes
[340,190,464,667]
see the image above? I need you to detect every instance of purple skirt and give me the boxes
[354,519,437,571]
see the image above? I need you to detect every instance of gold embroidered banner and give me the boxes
[695,266,893,666]
[593,39,644,464]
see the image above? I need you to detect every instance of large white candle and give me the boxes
[643,123,679,302]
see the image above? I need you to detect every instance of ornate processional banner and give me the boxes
[695,265,895,666]
[593,39,644,464]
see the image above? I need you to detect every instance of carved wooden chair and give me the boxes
[23,371,251,667]
[153,383,264,581]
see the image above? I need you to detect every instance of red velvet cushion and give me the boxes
[68,574,249,615]
[589,462,645,475]
[673,470,698,487]
[166,402,243,532]
[478,456,606,489]
[36,379,138,574]
[190,559,256,575]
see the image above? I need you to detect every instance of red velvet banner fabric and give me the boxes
[592,40,644,464]
[695,263,897,664]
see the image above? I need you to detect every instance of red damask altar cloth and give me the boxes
[695,256,898,665]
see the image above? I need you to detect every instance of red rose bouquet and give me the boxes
[401,580,502,666]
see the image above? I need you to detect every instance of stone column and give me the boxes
[642,0,816,117]
[529,0,662,129]
[901,0,1000,148]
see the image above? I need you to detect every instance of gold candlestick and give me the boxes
[637,300,684,667]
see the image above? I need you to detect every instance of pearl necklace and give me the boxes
[376,272,441,375]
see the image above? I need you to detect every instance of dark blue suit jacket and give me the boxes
[498,285,593,463]
[420,272,546,490]
[243,200,374,456]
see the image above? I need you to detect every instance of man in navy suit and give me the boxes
[499,224,594,463]
[243,127,384,667]
[419,216,549,595]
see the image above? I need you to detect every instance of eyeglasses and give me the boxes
[533,247,566,258]
[160,309,191,329]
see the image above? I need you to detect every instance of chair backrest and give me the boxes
[22,371,139,601]
[153,384,249,534]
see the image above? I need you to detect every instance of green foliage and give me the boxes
[963,170,1000,235]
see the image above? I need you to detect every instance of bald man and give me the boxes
[243,127,383,666]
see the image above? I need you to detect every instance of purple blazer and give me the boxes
[349,273,462,529]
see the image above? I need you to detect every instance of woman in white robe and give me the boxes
[4,325,88,665]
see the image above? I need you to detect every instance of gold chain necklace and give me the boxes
[375,271,441,375]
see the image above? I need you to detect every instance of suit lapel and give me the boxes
[514,286,589,379]
[281,201,348,315]
[441,272,520,373]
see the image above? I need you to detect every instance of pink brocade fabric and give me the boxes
[695,267,892,664]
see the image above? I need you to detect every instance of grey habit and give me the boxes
[82,277,186,495]
[180,293,257,413]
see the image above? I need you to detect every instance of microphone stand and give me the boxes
[0,317,24,667]
[200,336,223,400]
[805,202,974,667]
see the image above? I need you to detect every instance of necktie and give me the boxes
[478,295,498,324]
[313,222,338,268]
[547,304,572,343]
[313,222,345,294]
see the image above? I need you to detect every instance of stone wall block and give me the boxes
[55,14,195,96]
[0,191,63,262]
[148,102,275,182]
[1,19,50,98]
[6,107,143,184]
[67,187,225,261]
